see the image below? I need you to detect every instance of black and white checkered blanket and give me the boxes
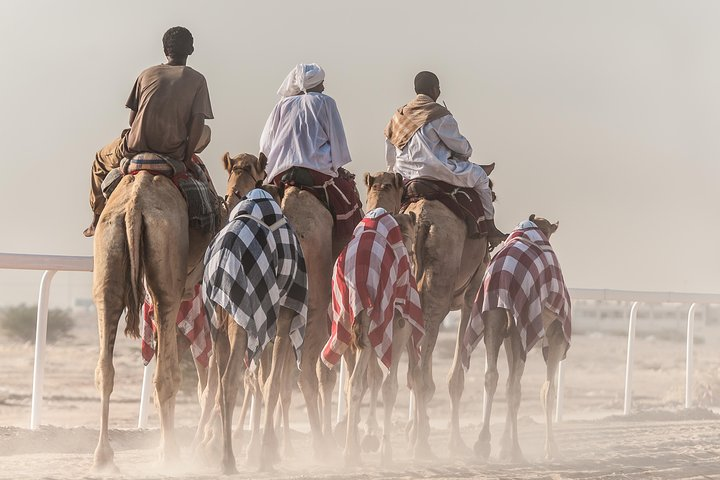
[203,189,308,364]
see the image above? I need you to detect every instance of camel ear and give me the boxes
[407,210,417,226]
[551,221,559,233]
[222,152,232,173]
[529,214,536,222]
[394,172,404,189]
[364,172,374,187]
[258,152,268,173]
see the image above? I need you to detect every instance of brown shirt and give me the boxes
[124,64,213,161]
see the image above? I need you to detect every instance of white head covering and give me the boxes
[277,63,325,97]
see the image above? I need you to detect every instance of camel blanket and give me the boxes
[203,189,308,364]
[141,283,211,367]
[462,225,571,369]
[321,208,423,369]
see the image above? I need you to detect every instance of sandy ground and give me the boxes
[1,311,719,479]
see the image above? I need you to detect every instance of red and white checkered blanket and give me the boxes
[321,208,424,369]
[141,283,212,367]
[462,225,571,368]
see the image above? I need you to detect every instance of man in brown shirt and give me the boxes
[84,26,214,237]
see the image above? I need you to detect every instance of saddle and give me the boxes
[402,178,488,239]
[101,153,221,234]
[272,166,363,240]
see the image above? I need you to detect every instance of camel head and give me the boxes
[529,214,559,239]
[223,152,267,211]
[393,211,418,271]
[365,171,404,213]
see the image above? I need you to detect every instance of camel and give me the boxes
[92,161,219,470]
[467,215,569,462]
[279,185,343,455]
[364,171,492,457]
[192,153,304,473]
[337,211,422,466]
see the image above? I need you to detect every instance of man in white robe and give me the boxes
[259,63,363,245]
[384,71,506,246]
[260,63,352,183]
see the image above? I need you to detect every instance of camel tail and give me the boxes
[415,222,429,289]
[351,316,365,350]
[124,193,144,338]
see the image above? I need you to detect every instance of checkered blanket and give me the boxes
[321,208,423,369]
[141,283,211,367]
[203,189,308,364]
[462,224,571,368]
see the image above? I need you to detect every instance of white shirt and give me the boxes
[260,92,352,182]
[385,115,485,189]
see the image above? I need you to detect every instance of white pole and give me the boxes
[408,391,415,422]
[555,360,564,422]
[623,302,639,415]
[336,358,347,423]
[137,359,155,428]
[30,270,56,430]
[685,303,697,409]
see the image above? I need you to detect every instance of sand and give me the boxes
[1,311,719,479]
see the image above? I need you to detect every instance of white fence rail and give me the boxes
[2,252,719,429]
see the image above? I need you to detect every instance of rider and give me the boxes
[84,26,214,237]
[384,71,506,247]
[259,63,363,247]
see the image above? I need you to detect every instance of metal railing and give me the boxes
[0,253,93,429]
[2,252,719,428]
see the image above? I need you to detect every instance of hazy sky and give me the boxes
[1,0,719,307]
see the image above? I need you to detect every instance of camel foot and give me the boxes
[343,449,362,467]
[413,440,436,460]
[361,433,380,453]
[473,438,491,461]
[245,435,261,466]
[449,434,473,458]
[499,445,526,464]
[222,459,239,475]
[380,438,393,466]
[545,442,561,461]
[92,440,116,472]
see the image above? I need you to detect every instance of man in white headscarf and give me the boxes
[260,63,362,245]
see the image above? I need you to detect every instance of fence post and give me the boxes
[30,270,57,430]
[555,360,565,422]
[623,302,639,415]
[336,357,347,424]
[137,359,155,428]
[685,303,697,409]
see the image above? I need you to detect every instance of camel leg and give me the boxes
[297,318,325,458]
[92,241,127,472]
[246,351,267,464]
[405,334,419,450]
[278,344,296,457]
[412,313,442,458]
[318,355,338,447]
[259,307,295,470]
[380,317,411,466]
[448,269,483,457]
[362,357,382,453]
[542,314,567,460]
[499,324,526,463]
[217,321,247,474]
[194,350,219,455]
[474,309,507,460]
[232,370,253,447]
[344,313,372,466]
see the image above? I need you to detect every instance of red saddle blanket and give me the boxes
[272,167,364,241]
[401,178,488,239]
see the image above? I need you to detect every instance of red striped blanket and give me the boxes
[462,225,571,368]
[142,283,211,367]
[321,208,423,369]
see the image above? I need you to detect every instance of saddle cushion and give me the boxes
[402,178,488,239]
[273,167,364,241]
